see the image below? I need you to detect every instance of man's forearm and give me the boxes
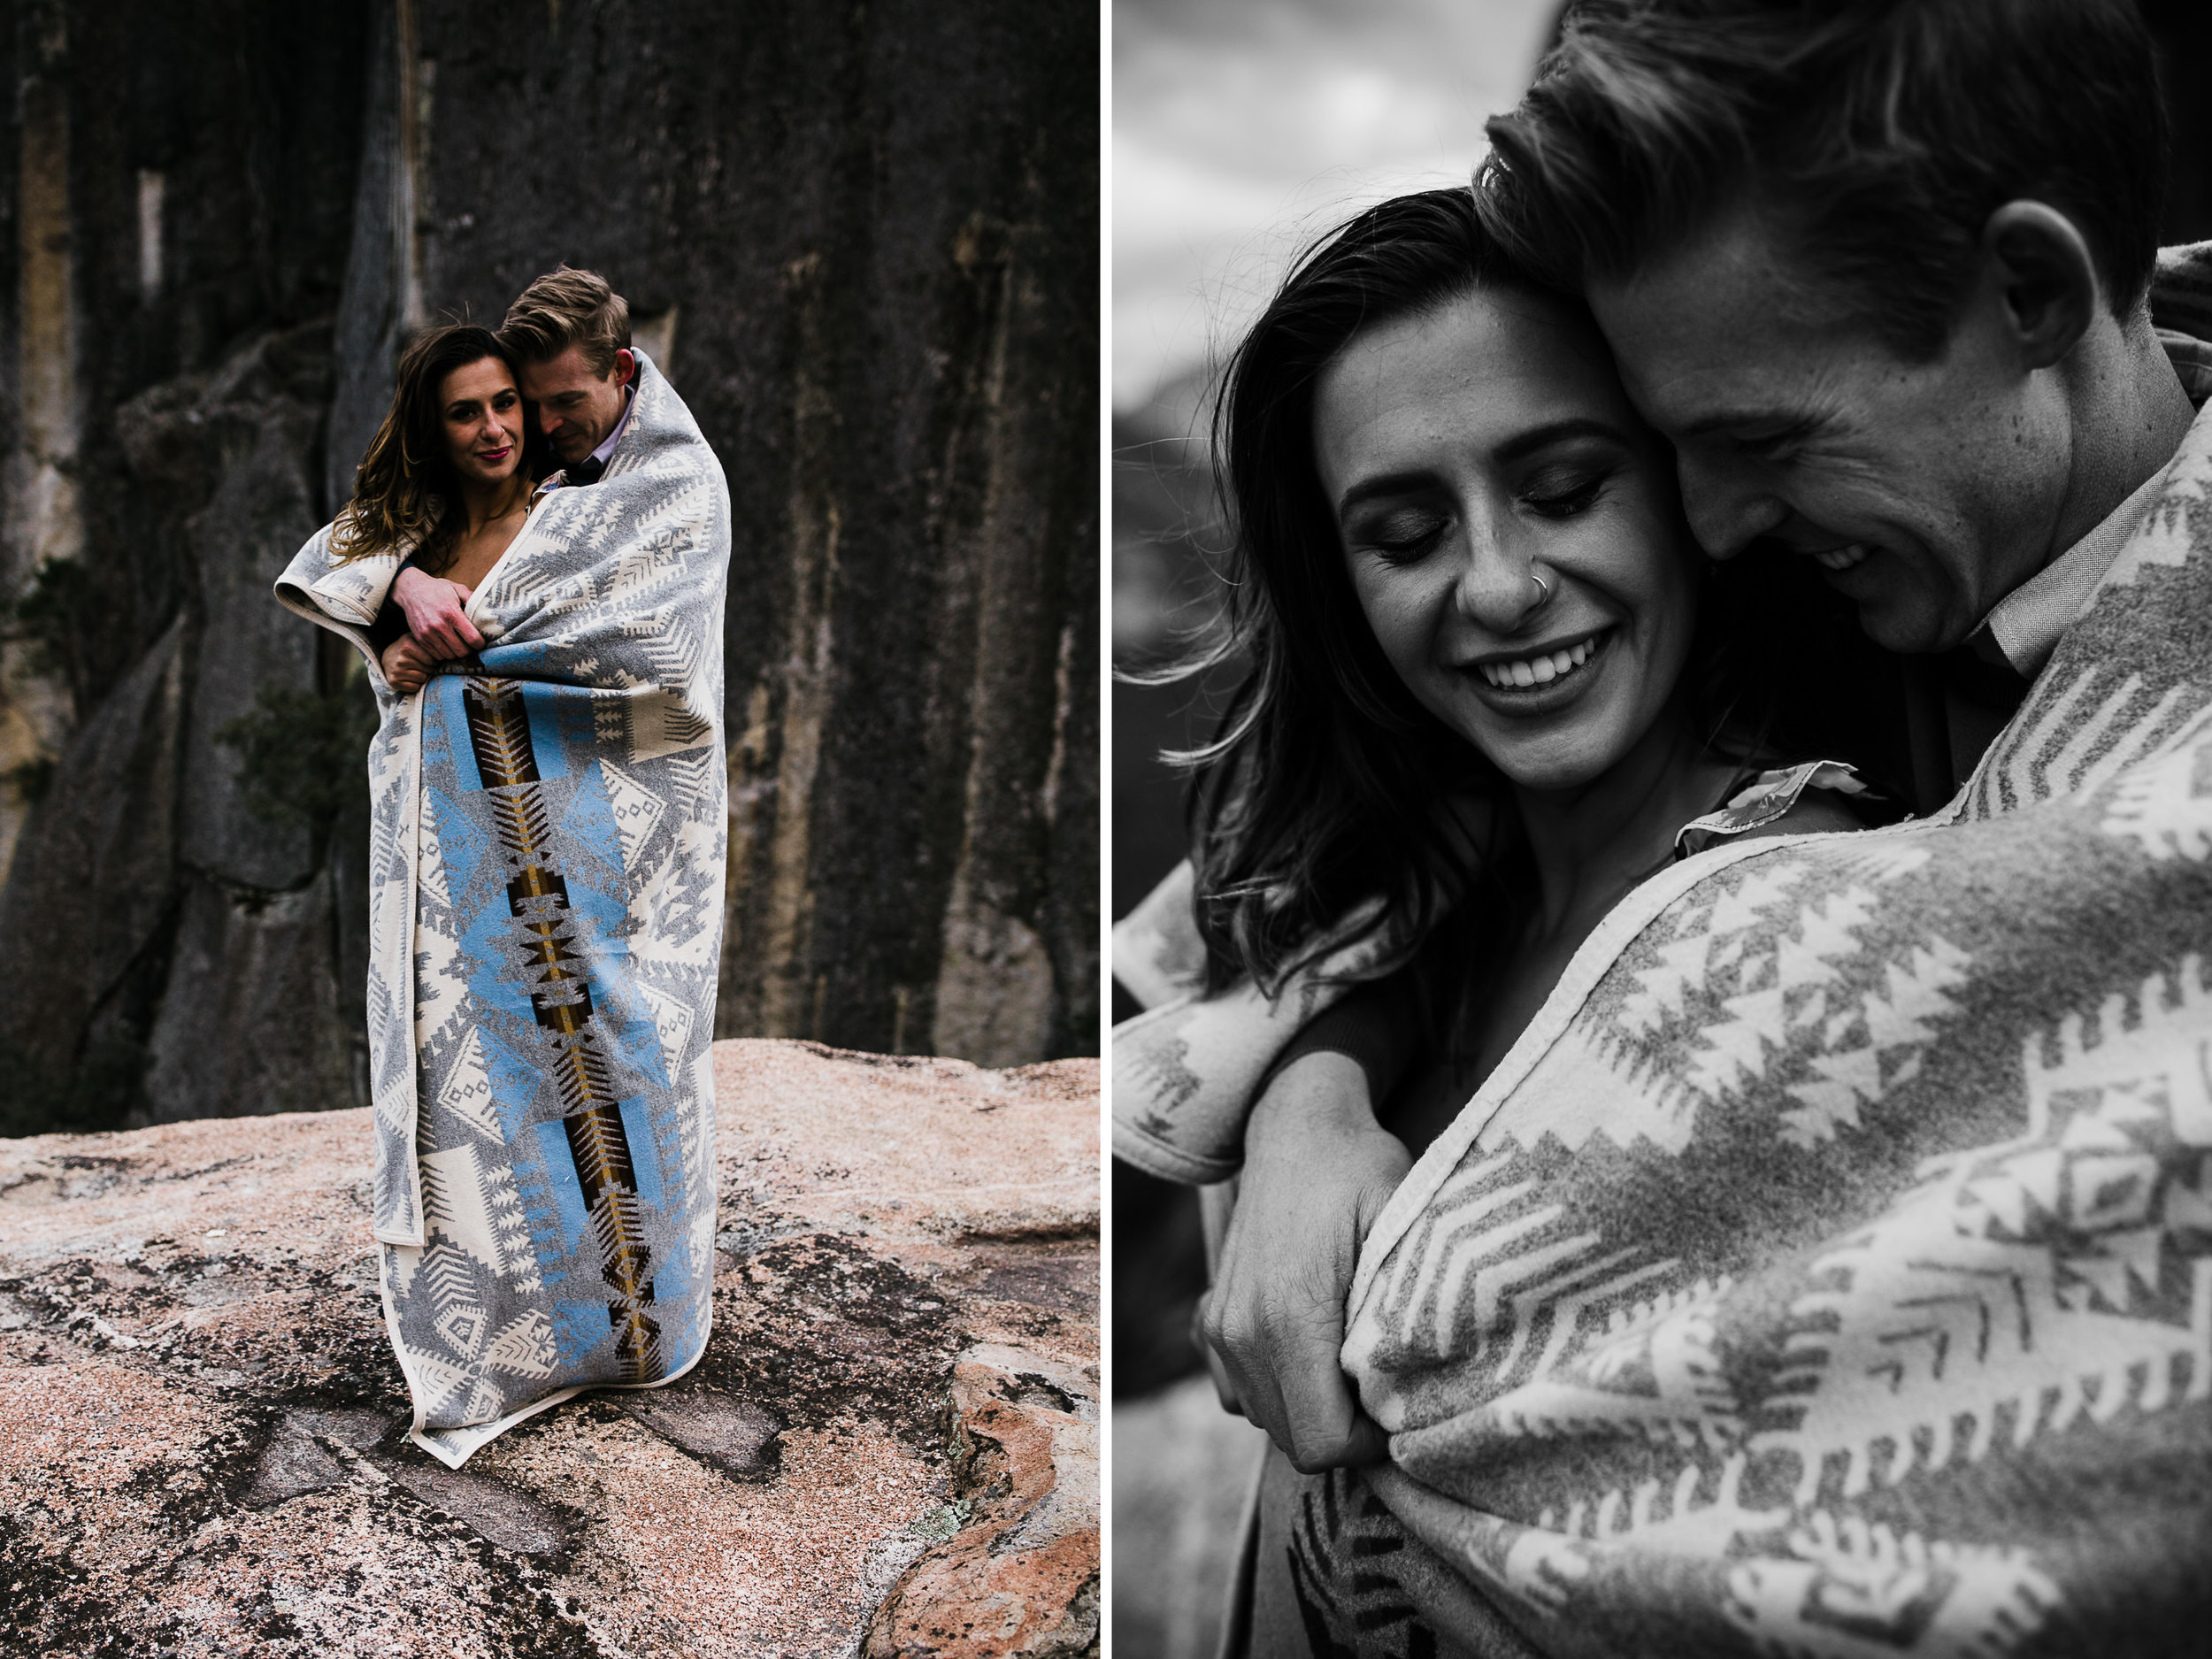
[1256,972,1425,1113]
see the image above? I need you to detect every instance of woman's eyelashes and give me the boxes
[1343,459,1618,560]
[1349,509,1448,564]
[1518,468,1608,518]
[449,391,520,423]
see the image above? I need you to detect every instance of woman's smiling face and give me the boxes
[1314,285,1701,795]
[439,355,526,488]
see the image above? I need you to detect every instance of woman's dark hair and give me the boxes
[1175,185,1894,997]
[331,324,547,569]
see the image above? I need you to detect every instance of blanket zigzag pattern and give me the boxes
[1286,1471,1440,1659]
[1962,664,2211,821]
[462,672,666,1393]
[1755,955,2212,1502]
[1312,366,2212,1652]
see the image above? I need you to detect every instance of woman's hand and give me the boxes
[380,634,434,695]
[392,565,482,659]
[1202,1051,1410,1472]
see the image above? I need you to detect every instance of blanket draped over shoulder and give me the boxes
[276,351,730,1467]
[1111,273,2212,1652]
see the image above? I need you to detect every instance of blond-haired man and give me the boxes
[502,265,640,482]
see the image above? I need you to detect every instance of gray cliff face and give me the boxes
[0,0,1098,1133]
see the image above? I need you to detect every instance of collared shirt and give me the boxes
[1978,454,2177,679]
[587,380,638,472]
[1972,329,2212,679]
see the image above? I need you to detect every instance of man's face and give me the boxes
[1587,211,2070,654]
[518,344,634,465]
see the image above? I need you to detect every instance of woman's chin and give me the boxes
[1487,742,1618,795]
[1435,672,1637,793]
[1457,701,1638,795]
[457,457,519,488]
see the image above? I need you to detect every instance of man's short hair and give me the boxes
[499,265,632,376]
[1477,0,2168,360]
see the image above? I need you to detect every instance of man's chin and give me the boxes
[1853,594,1969,657]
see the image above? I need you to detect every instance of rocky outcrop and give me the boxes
[142,325,334,896]
[864,1346,1102,1657]
[138,868,353,1126]
[0,616,186,1110]
[0,1039,1099,1657]
[0,319,354,1131]
[0,0,1098,1136]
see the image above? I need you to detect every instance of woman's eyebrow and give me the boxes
[1335,471,1437,516]
[1489,416,1630,465]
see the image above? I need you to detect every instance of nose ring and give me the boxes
[1527,566,1552,607]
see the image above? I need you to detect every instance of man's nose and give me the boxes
[1677,449,1786,561]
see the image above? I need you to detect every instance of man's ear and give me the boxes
[1978,201,2101,371]
[614,347,636,388]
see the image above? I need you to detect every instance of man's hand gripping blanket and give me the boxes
[1274,394,2212,1655]
[274,351,731,1466]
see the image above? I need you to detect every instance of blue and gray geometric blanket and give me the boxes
[275,350,729,1466]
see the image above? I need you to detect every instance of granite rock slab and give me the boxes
[0,1039,1099,1658]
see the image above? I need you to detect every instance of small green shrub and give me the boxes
[4,557,141,715]
[217,680,377,833]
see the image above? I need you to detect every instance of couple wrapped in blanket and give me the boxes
[1113,6,2212,1653]
[276,269,729,1467]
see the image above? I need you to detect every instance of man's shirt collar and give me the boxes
[589,380,637,470]
[534,380,637,499]
[1973,330,2209,679]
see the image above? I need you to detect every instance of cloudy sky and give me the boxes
[1113,0,1561,419]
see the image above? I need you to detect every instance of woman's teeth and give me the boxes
[1478,634,1600,690]
[1814,543,1872,572]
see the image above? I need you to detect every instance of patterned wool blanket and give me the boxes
[1113,340,2212,1654]
[276,350,729,1466]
